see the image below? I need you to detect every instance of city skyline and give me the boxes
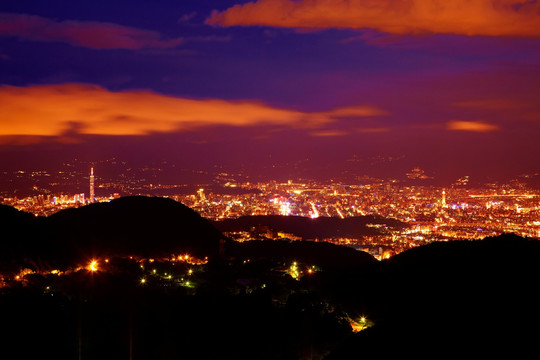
[0,1,539,182]
[4,163,538,260]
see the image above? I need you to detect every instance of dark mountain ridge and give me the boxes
[214,214,406,240]
[0,196,224,270]
[326,233,540,358]
[2,198,540,358]
[227,239,377,268]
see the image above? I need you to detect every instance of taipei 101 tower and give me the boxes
[89,167,95,203]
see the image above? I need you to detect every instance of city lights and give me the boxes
[1,167,539,260]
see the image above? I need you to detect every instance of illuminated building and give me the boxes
[197,188,205,202]
[442,190,447,208]
[89,167,95,203]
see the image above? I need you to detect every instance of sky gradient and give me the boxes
[1,1,539,184]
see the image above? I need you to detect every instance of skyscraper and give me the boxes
[89,167,95,203]
[197,188,205,202]
[441,189,447,208]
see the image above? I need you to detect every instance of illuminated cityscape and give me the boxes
[2,1,540,357]
[2,165,538,259]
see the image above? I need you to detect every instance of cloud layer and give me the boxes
[0,13,183,49]
[207,0,540,37]
[447,120,500,132]
[0,83,385,138]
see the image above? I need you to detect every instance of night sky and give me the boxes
[1,1,539,183]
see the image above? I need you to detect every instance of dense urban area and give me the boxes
[2,161,538,259]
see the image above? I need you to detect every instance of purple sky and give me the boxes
[1,1,539,184]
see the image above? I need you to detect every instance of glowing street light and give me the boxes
[88,260,99,272]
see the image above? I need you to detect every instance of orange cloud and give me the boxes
[207,0,540,37]
[447,120,500,132]
[310,130,348,137]
[0,13,183,49]
[0,83,385,139]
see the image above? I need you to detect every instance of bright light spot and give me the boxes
[288,262,300,280]
[104,259,109,263]
[140,278,146,284]
[188,269,193,275]
[350,316,372,333]
[88,260,99,272]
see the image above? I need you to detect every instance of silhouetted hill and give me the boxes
[227,240,377,268]
[0,197,224,270]
[3,199,540,359]
[0,203,35,224]
[326,233,540,358]
[0,204,39,269]
[43,196,224,265]
[214,215,406,240]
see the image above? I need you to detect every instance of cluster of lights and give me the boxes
[349,316,372,333]
[169,254,208,265]
[287,262,317,281]
[289,262,300,280]
[5,253,207,287]
[140,260,199,289]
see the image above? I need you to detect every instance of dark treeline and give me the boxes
[1,197,540,359]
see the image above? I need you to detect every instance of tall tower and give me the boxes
[89,167,95,203]
[441,189,447,208]
[197,188,205,202]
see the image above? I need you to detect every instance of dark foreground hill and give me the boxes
[3,199,540,358]
[214,214,406,240]
[325,233,540,359]
[227,239,377,268]
[0,196,224,270]
[0,204,39,270]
